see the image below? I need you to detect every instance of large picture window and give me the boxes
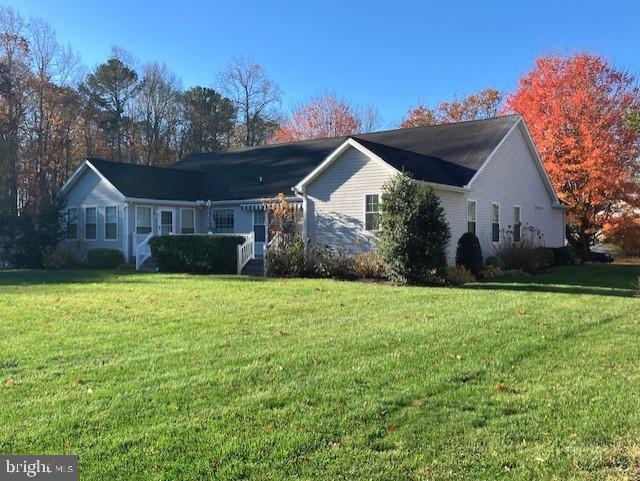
[467,200,477,235]
[105,206,118,240]
[181,208,195,234]
[85,207,97,240]
[491,203,500,243]
[365,194,380,231]
[136,206,152,235]
[212,209,234,233]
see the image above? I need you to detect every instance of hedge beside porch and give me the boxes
[149,235,246,274]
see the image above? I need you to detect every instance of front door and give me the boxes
[159,209,174,236]
[253,210,266,256]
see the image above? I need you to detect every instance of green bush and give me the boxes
[550,246,576,266]
[537,247,555,268]
[149,235,245,274]
[42,246,76,270]
[87,248,124,269]
[455,232,483,276]
[377,173,450,284]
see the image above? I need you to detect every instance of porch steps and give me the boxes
[241,256,264,276]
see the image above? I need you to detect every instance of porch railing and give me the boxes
[134,232,153,270]
[237,232,255,274]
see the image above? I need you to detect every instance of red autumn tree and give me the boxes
[506,54,640,255]
[401,88,503,128]
[271,93,378,143]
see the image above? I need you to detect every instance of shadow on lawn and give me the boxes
[0,268,270,286]
[467,264,640,298]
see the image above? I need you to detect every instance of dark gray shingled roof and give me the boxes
[86,115,520,201]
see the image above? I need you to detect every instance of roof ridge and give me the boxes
[177,114,521,160]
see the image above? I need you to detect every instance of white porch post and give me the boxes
[123,203,129,261]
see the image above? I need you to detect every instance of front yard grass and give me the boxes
[0,265,638,480]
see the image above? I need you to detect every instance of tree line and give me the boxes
[0,7,283,216]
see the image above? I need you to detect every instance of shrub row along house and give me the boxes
[59,115,567,272]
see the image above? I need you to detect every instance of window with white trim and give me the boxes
[181,208,195,234]
[85,207,97,240]
[212,209,234,233]
[467,200,477,235]
[365,194,379,231]
[105,206,118,240]
[66,208,78,240]
[513,206,521,242]
[136,206,152,235]
[491,203,500,243]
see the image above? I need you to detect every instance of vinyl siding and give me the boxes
[306,146,394,252]
[446,123,565,263]
[62,169,125,260]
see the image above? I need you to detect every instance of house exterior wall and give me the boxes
[304,125,565,264]
[61,168,125,260]
[305,146,392,253]
[460,123,565,260]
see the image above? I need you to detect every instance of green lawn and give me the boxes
[0,265,639,480]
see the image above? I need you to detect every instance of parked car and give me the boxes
[586,250,614,263]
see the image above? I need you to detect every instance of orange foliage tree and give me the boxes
[401,88,503,128]
[271,93,376,143]
[506,54,640,255]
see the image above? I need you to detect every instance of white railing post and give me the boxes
[135,232,154,270]
[236,232,256,274]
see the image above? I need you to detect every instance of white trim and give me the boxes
[295,138,399,192]
[123,204,129,260]
[104,205,119,241]
[135,205,153,235]
[60,159,125,200]
[513,204,521,224]
[491,202,500,244]
[416,179,465,193]
[363,193,380,231]
[180,207,196,234]
[84,205,98,241]
[125,196,201,207]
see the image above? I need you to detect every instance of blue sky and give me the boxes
[7,0,639,127]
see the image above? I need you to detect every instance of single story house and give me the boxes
[59,114,567,272]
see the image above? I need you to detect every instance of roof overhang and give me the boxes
[59,159,125,200]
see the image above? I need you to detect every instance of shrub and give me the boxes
[377,173,450,284]
[304,245,355,280]
[480,265,504,279]
[266,238,306,277]
[0,198,67,268]
[149,235,245,274]
[352,251,387,279]
[446,266,476,285]
[537,247,554,268]
[485,255,504,268]
[549,246,576,266]
[42,246,76,270]
[494,224,547,273]
[87,248,124,269]
[455,232,483,276]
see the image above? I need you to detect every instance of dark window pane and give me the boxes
[492,223,500,242]
[105,223,117,239]
[513,223,521,242]
[254,225,266,242]
[86,224,97,240]
[366,212,379,231]
[467,222,476,235]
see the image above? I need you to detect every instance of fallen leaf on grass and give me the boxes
[6,376,14,387]
[496,383,511,393]
[330,441,340,449]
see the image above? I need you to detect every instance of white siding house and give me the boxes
[59,115,566,270]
